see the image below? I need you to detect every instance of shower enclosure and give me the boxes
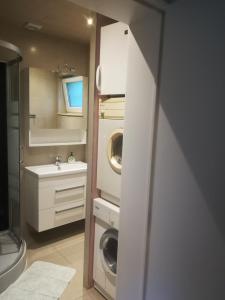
[0,40,26,292]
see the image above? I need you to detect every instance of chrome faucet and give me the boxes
[55,155,62,169]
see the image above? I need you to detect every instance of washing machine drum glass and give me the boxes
[100,228,118,276]
[107,129,123,174]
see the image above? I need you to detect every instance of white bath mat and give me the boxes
[0,261,76,299]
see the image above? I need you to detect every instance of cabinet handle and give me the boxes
[55,204,84,214]
[96,65,101,92]
[20,145,24,164]
[29,114,36,118]
[55,185,84,193]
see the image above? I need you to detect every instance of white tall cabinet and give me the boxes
[96,22,129,95]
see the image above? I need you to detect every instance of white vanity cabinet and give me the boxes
[97,22,129,95]
[24,163,87,232]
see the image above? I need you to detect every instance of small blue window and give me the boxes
[66,81,83,108]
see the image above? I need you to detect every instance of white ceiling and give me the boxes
[0,0,94,44]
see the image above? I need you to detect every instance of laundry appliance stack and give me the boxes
[93,21,128,300]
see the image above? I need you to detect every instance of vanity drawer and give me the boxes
[38,175,86,210]
[54,204,84,227]
[39,173,86,189]
[55,184,85,205]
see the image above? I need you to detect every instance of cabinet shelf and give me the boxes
[57,112,84,117]
[29,129,86,147]
[29,142,86,147]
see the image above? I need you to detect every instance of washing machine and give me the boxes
[93,198,120,300]
[97,118,124,206]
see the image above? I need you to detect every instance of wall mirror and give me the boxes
[26,67,88,147]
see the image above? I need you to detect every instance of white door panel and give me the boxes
[99,22,128,95]
[117,9,162,300]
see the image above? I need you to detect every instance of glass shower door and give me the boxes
[7,60,21,243]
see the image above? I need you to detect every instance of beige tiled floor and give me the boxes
[26,221,104,300]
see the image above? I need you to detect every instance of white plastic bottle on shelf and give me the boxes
[67,152,76,163]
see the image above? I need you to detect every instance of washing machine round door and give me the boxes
[100,228,118,277]
[107,129,123,174]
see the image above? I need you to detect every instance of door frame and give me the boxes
[67,0,166,299]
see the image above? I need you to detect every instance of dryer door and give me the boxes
[107,129,123,174]
[100,228,118,277]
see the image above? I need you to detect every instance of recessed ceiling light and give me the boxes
[30,46,37,53]
[87,17,94,26]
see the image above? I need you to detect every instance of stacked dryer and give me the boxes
[97,97,125,205]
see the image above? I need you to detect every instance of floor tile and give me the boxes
[82,288,106,300]
[26,245,54,264]
[60,275,84,300]
[27,249,71,268]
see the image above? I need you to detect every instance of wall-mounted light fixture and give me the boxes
[86,17,94,26]
[24,22,42,31]
[52,64,76,78]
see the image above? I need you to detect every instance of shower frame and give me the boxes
[0,39,26,293]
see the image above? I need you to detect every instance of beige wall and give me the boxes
[0,21,89,166]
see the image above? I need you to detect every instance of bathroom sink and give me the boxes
[25,162,87,178]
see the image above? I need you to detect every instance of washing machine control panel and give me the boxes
[93,198,120,230]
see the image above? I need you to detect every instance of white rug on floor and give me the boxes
[0,261,76,300]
